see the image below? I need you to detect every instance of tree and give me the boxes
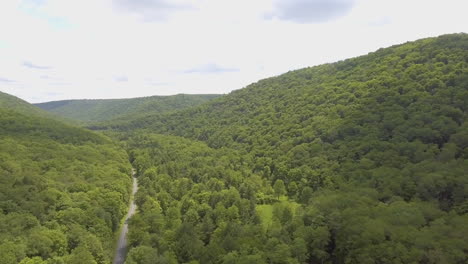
[288,181,298,198]
[66,247,97,264]
[126,246,160,264]
[18,257,46,264]
[273,180,286,199]
[0,242,26,264]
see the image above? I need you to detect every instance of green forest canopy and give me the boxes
[112,34,468,263]
[0,91,64,121]
[0,94,133,264]
[35,94,222,124]
[1,33,467,264]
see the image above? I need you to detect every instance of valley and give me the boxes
[0,33,467,264]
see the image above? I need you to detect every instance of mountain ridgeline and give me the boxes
[109,34,467,263]
[35,94,222,124]
[0,92,133,263]
[0,91,66,121]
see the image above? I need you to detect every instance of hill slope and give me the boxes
[0,92,132,263]
[35,94,222,123]
[102,34,468,151]
[114,34,468,263]
[0,91,64,119]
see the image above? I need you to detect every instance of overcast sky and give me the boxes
[0,0,467,103]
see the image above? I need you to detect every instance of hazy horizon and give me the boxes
[32,92,225,104]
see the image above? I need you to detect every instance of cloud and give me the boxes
[183,64,240,74]
[113,0,191,21]
[19,0,47,10]
[49,82,72,86]
[368,16,392,27]
[0,77,15,83]
[23,61,52,70]
[146,80,170,86]
[268,0,356,23]
[45,91,63,96]
[115,76,129,82]
[0,77,14,83]
[19,0,72,30]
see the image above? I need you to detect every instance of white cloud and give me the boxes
[0,0,467,103]
[267,0,356,23]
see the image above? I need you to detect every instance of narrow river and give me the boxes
[113,169,138,264]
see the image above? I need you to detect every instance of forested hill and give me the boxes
[0,92,132,263]
[99,34,468,149]
[0,91,106,144]
[117,34,467,263]
[35,94,222,124]
[0,91,61,120]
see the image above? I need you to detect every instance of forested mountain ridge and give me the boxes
[98,34,468,150]
[35,94,222,124]
[0,91,67,121]
[116,34,468,263]
[0,93,133,263]
[0,91,108,144]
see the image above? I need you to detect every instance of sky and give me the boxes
[0,0,467,103]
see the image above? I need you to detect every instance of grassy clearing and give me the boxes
[256,196,300,231]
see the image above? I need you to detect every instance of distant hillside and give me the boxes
[112,34,468,263]
[0,91,57,118]
[0,92,132,263]
[35,94,222,123]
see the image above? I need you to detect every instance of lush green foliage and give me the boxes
[0,96,132,263]
[104,34,468,210]
[0,91,62,121]
[35,94,222,124]
[4,33,468,263]
[126,134,276,264]
[126,133,468,264]
[118,34,468,263]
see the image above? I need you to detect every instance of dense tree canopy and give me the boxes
[122,130,467,264]
[113,34,468,263]
[2,33,467,264]
[0,91,63,121]
[35,94,221,124]
[0,98,132,263]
